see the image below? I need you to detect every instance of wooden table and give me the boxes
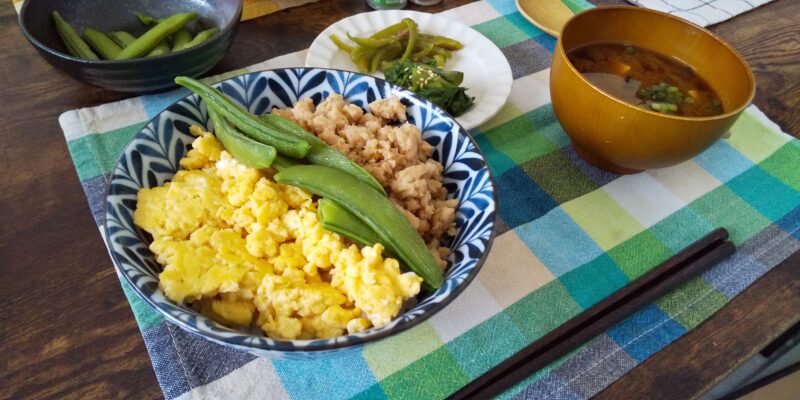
[1,0,798,398]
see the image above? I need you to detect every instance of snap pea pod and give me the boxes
[258,114,385,195]
[171,29,192,51]
[176,27,219,51]
[208,106,276,169]
[270,154,303,171]
[52,11,99,60]
[274,165,443,288]
[116,12,197,60]
[108,31,136,47]
[318,198,385,247]
[175,76,311,158]
[81,28,122,59]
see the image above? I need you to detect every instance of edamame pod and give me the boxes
[258,114,385,195]
[82,28,122,59]
[208,106,276,169]
[175,76,311,158]
[116,12,197,59]
[274,165,443,288]
[52,11,99,60]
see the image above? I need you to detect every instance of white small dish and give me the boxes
[306,10,513,130]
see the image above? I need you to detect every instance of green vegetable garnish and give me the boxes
[383,60,475,117]
[175,76,311,158]
[275,165,443,288]
[636,82,687,114]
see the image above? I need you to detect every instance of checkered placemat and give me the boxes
[629,0,775,26]
[57,0,800,398]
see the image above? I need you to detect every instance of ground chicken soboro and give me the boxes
[273,95,458,269]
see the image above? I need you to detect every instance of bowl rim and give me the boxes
[558,5,756,122]
[102,66,500,353]
[18,0,243,65]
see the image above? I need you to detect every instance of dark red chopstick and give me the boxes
[448,228,735,400]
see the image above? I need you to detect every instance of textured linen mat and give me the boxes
[58,0,800,399]
[627,0,775,26]
[11,0,318,21]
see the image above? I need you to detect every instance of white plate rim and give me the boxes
[306,10,513,130]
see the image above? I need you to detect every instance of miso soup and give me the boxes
[567,43,723,117]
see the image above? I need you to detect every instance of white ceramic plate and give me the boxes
[306,10,513,130]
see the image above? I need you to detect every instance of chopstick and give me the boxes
[448,228,735,400]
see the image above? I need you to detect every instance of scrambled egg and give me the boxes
[133,126,422,340]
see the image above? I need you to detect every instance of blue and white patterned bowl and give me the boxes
[104,68,497,358]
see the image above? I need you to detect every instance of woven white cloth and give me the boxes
[629,0,775,26]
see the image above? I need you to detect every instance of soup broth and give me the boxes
[567,43,723,117]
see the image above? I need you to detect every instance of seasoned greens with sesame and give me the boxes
[383,60,474,117]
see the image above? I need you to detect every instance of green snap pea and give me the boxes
[318,198,389,253]
[258,114,385,195]
[208,106,276,169]
[175,76,311,159]
[176,27,219,51]
[51,11,99,60]
[81,28,122,59]
[171,29,192,51]
[115,12,197,60]
[270,154,303,171]
[108,31,136,47]
[274,165,443,288]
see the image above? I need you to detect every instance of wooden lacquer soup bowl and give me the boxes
[550,6,755,173]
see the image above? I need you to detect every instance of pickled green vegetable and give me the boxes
[329,17,464,73]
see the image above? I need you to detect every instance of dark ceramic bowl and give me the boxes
[19,0,242,93]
